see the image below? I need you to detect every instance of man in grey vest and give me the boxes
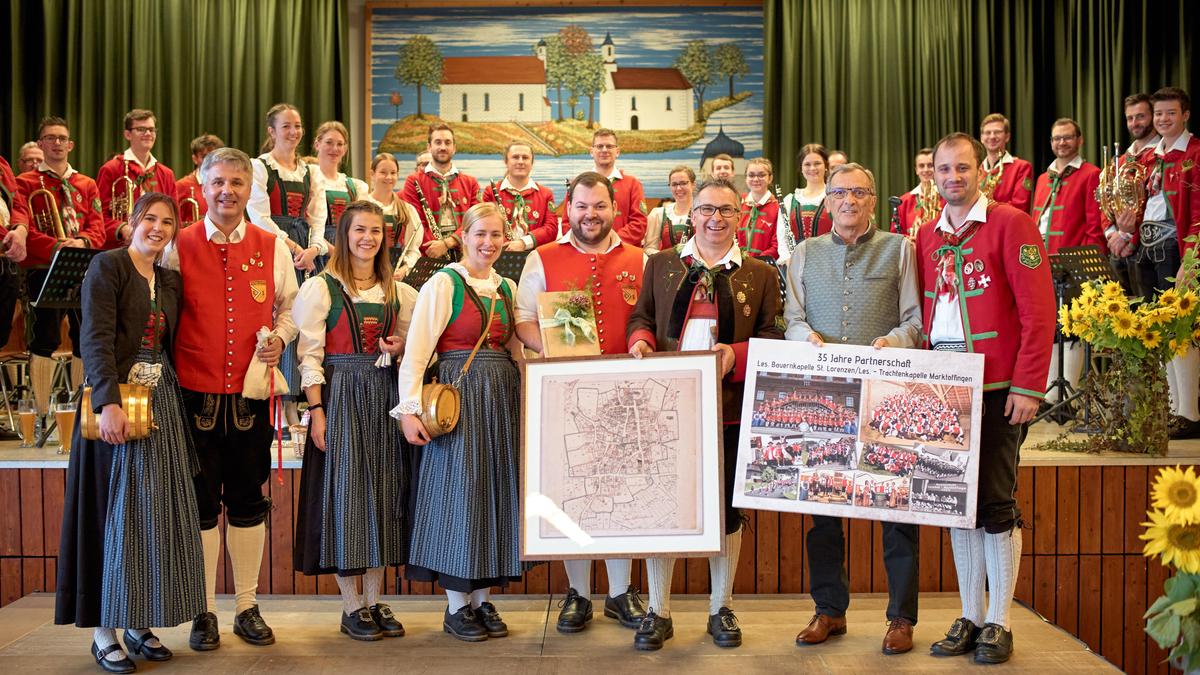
[783,163,923,655]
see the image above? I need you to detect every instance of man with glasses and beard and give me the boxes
[515,171,649,637]
[624,177,782,651]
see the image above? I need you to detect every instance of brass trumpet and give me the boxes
[179,186,202,225]
[29,177,68,241]
[910,180,942,240]
[1095,142,1147,220]
[111,173,135,223]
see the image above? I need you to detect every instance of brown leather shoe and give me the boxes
[882,618,914,654]
[795,613,847,645]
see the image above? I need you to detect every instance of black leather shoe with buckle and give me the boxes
[443,605,488,642]
[123,630,172,661]
[633,612,674,651]
[188,612,220,651]
[974,623,1014,664]
[233,605,276,646]
[92,641,136,674]
[604,585,648,629]
[340,607,383,641]
[368,603,405,637]
[929,617,981,656]
[556,588,593,633]
[707,606,742,648]
[475,602,509,638]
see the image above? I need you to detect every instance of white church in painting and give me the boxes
[436,33,694,131]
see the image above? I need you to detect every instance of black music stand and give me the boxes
[495,250,531,284]
[30,247,99,446]
[404,256,450,289]
[1034,245,1115,430]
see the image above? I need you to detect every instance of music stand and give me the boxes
[30,247,99,446]
[1034,245,1115,430]
[495,250,531,284]
[404,256,450,289]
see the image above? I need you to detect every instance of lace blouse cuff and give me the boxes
[299,372,326,389]
[391,399,423,417]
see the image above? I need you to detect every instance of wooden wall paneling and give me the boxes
[42,469,65,558]
[1101,466,1126,554]
[1124,554,1149,675]
[939,527,957,593]
[524,556,549,595]
[44,557,55,594]
[1146,558,1171,674]
[1100,555,1125,667]
[1078,466,1102,554]
[0,559,20,606]
[1125,466,1150,553]
[1056,467,1079,554]
[756,510,779,593]
[1032,555,1056,622]
[918,525,941,592]
[1077,554,1102,653]
[269,471,294,595]
[18,469,44,595]
[1033,466,1057,555]
[847,518,871,593]
[733,511,756,594]
[547,560,567,595]
[1054,554,1078,635]
[778,513,803,593]
[1017,466,1035,553]
[0,471,21,557]
[1015,554,1033,605]
[869,520,886,592]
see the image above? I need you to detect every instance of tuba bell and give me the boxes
[1095,142,1147,221]
[28,177,68,241]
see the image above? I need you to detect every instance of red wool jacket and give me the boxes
[481,181,559,246]
[914,202,1056,397]
[981,157,1034,213]
[738,192,780,259]
[15,168,107,251]
[95,155,177,248]
[1031,161,1105,254]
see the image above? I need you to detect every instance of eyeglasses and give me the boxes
[669,181,692,189]
[693,204,740,218]
[592,144,617,150]
[827,187,876,200]
[1051,135,1078,143]
[130,127,157,135]
[746,172,770,179]
[39,135,70,144]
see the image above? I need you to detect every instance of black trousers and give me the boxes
[722,423,743,535]
[25,268,81,358]
[181,389,274,530]
[806,516,919,622]
[1135,238,1181,299]
[1110,255,1142,299]
[975,389,1026,533]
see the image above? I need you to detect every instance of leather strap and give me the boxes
[455,293,497,386]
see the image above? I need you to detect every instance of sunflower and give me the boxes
[1112,310,1139,339]
[1080,283,1099,301]
[1159,288,1180,309]
[1102,281,1126,300]
[1144,329,1164,350]
[1142,508,1200,572]
[1192,327,1200,344]
[1151,466,1200,524]
[1058,305,1074,336]
[1171,338,1191,358]
[1178,292,1198,315]
[1103,299,1125,315]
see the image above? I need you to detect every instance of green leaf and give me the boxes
[1147,611,1183,647]
[1172,598,1200,615]
[1180,617,1200,651]
[1148,594,1175,618]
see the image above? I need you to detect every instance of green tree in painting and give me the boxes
[395,35,442,119]
[676,40,714,122]
[714,43,748,99]
[574,52,607,129]
[536,35,570,122]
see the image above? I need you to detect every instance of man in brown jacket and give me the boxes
[626,177,783,651]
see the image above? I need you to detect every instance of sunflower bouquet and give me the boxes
[1143,466,1200,671]
[1059,280,1200,454]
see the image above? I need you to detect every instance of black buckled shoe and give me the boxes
[633,611,674,651]
[929,617,981,656]
[1171,416,1200,440]
[708,606,742,648]
[188,611,220,651]
[341,607,383,641]
[368,603,405,637]
[556,588,593,634]
[974,623,1014,664]
[443,604,488,642]
[92,641,136,674]
[233,605,276,646]
[604,585,647,629]
[475,602,509,638]
[122,630,172,661]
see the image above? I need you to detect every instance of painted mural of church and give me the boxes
[437,33,695,131]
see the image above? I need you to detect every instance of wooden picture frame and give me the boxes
[520,351,725,560]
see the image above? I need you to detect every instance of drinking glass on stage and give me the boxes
[17,399,37,448]
[54,402,75,454]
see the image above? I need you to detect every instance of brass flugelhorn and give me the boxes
[1095,142,1147,220]
[111,171,135,224]
[29,176,68,241]
[179,186,202,225]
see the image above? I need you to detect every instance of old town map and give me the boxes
[539,371,703,538]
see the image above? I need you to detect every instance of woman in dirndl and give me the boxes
[56,192,205,673]
[293,200,417,641]
[395,202,524,643]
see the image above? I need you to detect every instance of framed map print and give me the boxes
[520,352,725,559]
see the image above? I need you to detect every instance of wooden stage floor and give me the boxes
[0,593,1116,673]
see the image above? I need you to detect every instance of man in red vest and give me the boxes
[917,133,1054,664]
[163,147,298,652]
[514,171,648,635]
[978,113,1033,213]
[95,109,178,248]
[589,129,647,247]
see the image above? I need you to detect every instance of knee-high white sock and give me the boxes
[364,567,385,607]
[950,527,986,625]
[645,557,675,618]
[446,590,470,613]
[1168,359,1182,416]
[1044,349,1062,403]
[983,528,1023,629]
[334,575,362,615]
[469,588,491,608]
[708,529,742,615]
[1063,341,1085,389]
[1173,348,1200,421]
[564,559,592,595]
[604,559,632,598]
[225,523,266,614]
[200,526,221,613]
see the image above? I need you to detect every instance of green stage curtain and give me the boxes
[764,0,1196,221]
[2,0,348,179]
